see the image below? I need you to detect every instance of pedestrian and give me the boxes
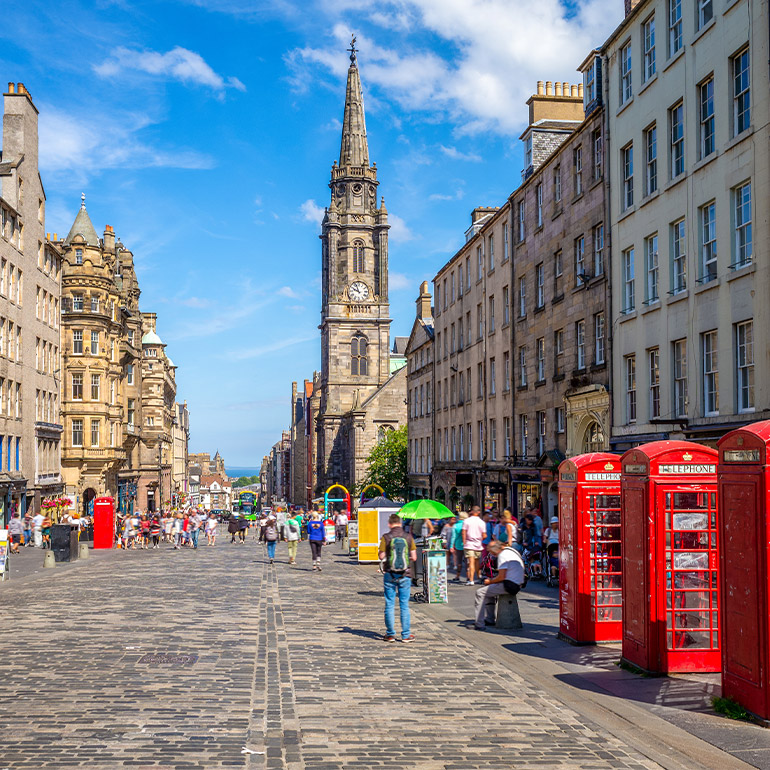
[334,508,348,545]
[379,513,417,643]
[473,540,525,631]
[189,510,201,549]
[23,510,32,547]
[238,514,248,543]
[462,506,486,586]
[495,508,517,546]
[163,513,174,543]
[450,511,467,581]
[264,514,279,564]
[440,516,456,551]
[284,514,300,565]
[8,512,23,554]
[32,509,45,548]
[228,514,240,543]
[140,514,151,549]
[150,516,162,549]
[205,514,218,546]
[307,512,326,571]
[173,512,183,549]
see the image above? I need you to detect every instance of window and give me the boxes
[573,147,583,196]
[622,248,635,312]
[450,272,455,302]
[477,363,484,397]
[669,102,684,178]
[72,419,83,447]
[649,348,661,418]
[622,145,634,210]
[126,363,134,385]
[592,129,603,180]
[575,237,585,283]
[524,135,533,169]
[458,371,464,403]
[536,338,545,381]
[518,347,527,386]
[733,182,752,267]
[519,415,528,456]
[517,201,525,241]
[458,426,464,461]
[91,419,100,447]
[73,293,83,312]
[466,312,471,347]
[625,355,637,423]
[554,329,564,376]
[451,427,456,460]
[91,374,100,401]
[443,279,447,310]
[671,219,686,293]
[435,283,440,313]
[736,320,754,412]
[73,330,83,355]
[127,398,135,428]
[458,264,463,297]
[477,245,483,280]
[75,248,83,265]
[576,320,586,370]
[502,222,509,261]
[553,165,561,202]
[702,331,719,415]
[478,421,484,460]
[465,257,471,291]
[645,234,659,302]
[594,313,605,365]
[477,304,483,339]
[536,263,545,307]
[518,276,526,317]
[488,419,496,460]
[503,351,510,392]
[90,331,99,355]
[147,416,155,427]
[489,358,496,395]
[620,42,632,103]
[673,339,687,417]
[732,48,750,136]
[699,78,714,159]
[488,236,494,273]
[669,0,682,55]
[554,250,564,296]
[644,125,657,195]
[488,296,495,333]
[504,417,511,457]
[697,0,712,29]
[353,241,364,272]
[458,319,463,351]
[110,378,115,405]
[502,286,510,325]
[536,184,543,227]
[533,412,544,455]
[450,324,456,353]
[556,407,565,433]
[467,422,472,461]
[72,374,83,400]
[643,17,656,81]
[351,335,368,375]
[700,202,717,282]
[90,296,99,313]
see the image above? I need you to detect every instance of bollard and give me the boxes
[79,543,89,559]
[43,550,56,568]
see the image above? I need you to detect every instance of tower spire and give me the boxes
[339,35,369,168]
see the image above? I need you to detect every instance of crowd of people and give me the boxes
[117,510,222,550]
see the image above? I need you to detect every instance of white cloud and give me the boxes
[440,145,481,162]
[389,272,414,291]
[95,46,246,93]
[230,334,316,361]
[278,286,301,298]
[38,105,214,182]
[387,212,414,243]
[429,188,465,201]
[300,198,326,225]
[179,296,211,308]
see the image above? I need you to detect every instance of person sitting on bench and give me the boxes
[473,540,525,631]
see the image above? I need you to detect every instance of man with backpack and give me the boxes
[378,514,417,643]
[283,515,300,565]
[263,514,279,564]
[473,540,525,631]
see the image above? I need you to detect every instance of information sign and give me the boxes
[425,550,448,604]
[0,528,8,578]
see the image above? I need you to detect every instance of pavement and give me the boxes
[0,532,767,769]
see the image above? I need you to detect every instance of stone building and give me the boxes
[188,451,225,477]
[289,379,314,508]
[313,44,406,497]
[431,204,514,512]
[405,282,434,500]
[509,79,610,519]
[172,401,190,505]
[604,0,769,450]
[0,82,63,524]
[199,473,231,511]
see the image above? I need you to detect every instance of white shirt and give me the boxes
[497,547,525,585]
[33,514,45,528]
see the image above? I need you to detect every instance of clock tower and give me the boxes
[316,39,393,489]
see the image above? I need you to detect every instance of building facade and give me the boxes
[0,82,63,523]
[313,45,406,496]
[604,0,769,450]
[172,401,190,506]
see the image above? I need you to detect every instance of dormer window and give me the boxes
[75,249,83,265]
[582,55,602,115]
[524,135,533,169]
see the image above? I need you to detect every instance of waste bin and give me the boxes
[51,524,79,563]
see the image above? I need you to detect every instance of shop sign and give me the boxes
[585,473,621,481]
[426,550,448,604]
[347,520,358,555]
[659,463,716,475]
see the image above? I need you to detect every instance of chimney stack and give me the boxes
[417,281,432,320]
[624,0,641,15]
[104,225,115,251]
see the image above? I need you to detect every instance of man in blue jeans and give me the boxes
[378,514,417,643]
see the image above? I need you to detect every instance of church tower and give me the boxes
[316,39,392,488]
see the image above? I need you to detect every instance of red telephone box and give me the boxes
[93,496,115,549]
[620,441,719,674]
[717,421,770,719]
[558,453,622,644]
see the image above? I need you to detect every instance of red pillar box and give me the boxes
[717,421,770,719]
[93,496,115,549]
[620,441,719,674]
[558,453,622,644]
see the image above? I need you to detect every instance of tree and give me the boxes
[361,425,408,501]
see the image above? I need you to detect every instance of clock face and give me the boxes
[349,281,369,301]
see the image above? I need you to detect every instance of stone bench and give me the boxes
[496,594,523,629]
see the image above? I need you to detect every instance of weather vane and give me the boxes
[348,34,357,63]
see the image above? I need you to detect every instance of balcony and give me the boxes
[35,472,62,486]
[35,421,63,439]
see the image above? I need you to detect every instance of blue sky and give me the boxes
[1,0,619,465]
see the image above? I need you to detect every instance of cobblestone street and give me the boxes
[0,538,760,769]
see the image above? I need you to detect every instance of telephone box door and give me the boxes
[93,496,115,549]
[558,485,577,640]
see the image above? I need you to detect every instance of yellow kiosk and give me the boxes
[357,493,401,562]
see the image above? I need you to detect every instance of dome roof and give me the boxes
[141,330,164,346]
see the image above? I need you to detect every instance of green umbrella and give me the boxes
[399,499,454,519]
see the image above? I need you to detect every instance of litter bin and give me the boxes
[51,524,79,562]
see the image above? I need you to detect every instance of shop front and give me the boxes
[509,465,541,520]
[481,472,508,513]
[0,473,27,527]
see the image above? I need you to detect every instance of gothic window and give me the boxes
[353,241,364,273]
[582,421,604,453]
[351,334,368,375]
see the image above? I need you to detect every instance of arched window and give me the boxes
[351,334,368,375]
[582,421,604,453]
[353,241,364,273]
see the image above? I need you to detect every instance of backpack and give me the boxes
[387,535,409,574]
[265,523,277,541]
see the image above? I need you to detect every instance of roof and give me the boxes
[142,330,164,346]
[64,195,100,247]
[339,54,369,167]
[392,336,409,355]
[200,473,228,487]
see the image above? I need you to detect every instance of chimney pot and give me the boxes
[554,82,562,96]
[536,80,544,95]
[578,83,584,97]
[571,84,578,97]
[17,83,24,94]
[545,81,553,96]
[7,83,14,94]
